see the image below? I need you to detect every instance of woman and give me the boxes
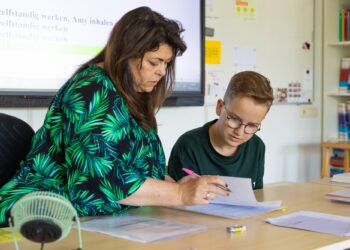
[0,7,228,226]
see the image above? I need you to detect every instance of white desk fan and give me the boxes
[8,191,83,250]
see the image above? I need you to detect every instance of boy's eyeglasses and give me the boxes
[223,105,261,134]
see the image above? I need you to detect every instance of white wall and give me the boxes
[202,0,322,183]
[0,0,323,184]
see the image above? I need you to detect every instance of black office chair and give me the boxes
[0,113,35,188]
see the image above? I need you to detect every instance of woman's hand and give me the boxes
[177,175,230,205]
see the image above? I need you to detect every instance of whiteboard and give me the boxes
[0,0,202,95]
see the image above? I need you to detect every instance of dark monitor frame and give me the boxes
[0,0,205,107]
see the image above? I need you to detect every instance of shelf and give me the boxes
[322,141,350,178]
[327,92,350,97]
[323,140,350,146]
[328,41,350,47]
[322,0,350,177]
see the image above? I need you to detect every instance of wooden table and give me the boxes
[309,177,350,187]
[2,182,349,250]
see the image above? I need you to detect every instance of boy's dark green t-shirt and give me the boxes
[167,120,265,189]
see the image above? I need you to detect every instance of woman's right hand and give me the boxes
[177,175,230,205]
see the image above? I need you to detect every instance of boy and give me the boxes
[167,71,274,189]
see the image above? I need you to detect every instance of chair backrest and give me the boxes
[0,113,34,188]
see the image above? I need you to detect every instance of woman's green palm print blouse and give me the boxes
[0,64,166,226]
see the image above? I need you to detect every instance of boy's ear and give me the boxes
[216,99,224,116]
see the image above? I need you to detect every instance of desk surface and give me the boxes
[309,177,350,187]
[2,182,349,250]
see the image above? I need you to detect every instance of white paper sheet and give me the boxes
[315,239,350,250]
[80,215,206,243]
[211,177,282,208]
[179,203,281,219]
[174,177,283,219]
[266,211,350,236]
[332,172,350,184]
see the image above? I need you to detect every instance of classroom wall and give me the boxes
[0,0,323,184]
[159,0,323,183]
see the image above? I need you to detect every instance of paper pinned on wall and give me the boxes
[234,0,257,21]
[205,0,214,17]
[233,46,256,72]
[205,40,222,64]
[206,70,226,97]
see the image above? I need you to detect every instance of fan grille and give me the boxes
[11,191,77,241]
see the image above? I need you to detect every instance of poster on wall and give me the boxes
[233,46,256,72]
[234,0,256,21]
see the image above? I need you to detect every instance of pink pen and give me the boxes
[181,168,232,192]
[182,167,200,177]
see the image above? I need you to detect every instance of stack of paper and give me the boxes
[324,188,350,202]
[266,211,350,236]
[331,172,350,184]
[174,177,283,219]
[80,215,206,243]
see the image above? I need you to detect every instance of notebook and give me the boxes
[324,188,350,203]
[331,172,350,184]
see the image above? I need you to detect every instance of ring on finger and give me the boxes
[204,191,210,200]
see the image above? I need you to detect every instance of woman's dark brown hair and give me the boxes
[78,7,186,131]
